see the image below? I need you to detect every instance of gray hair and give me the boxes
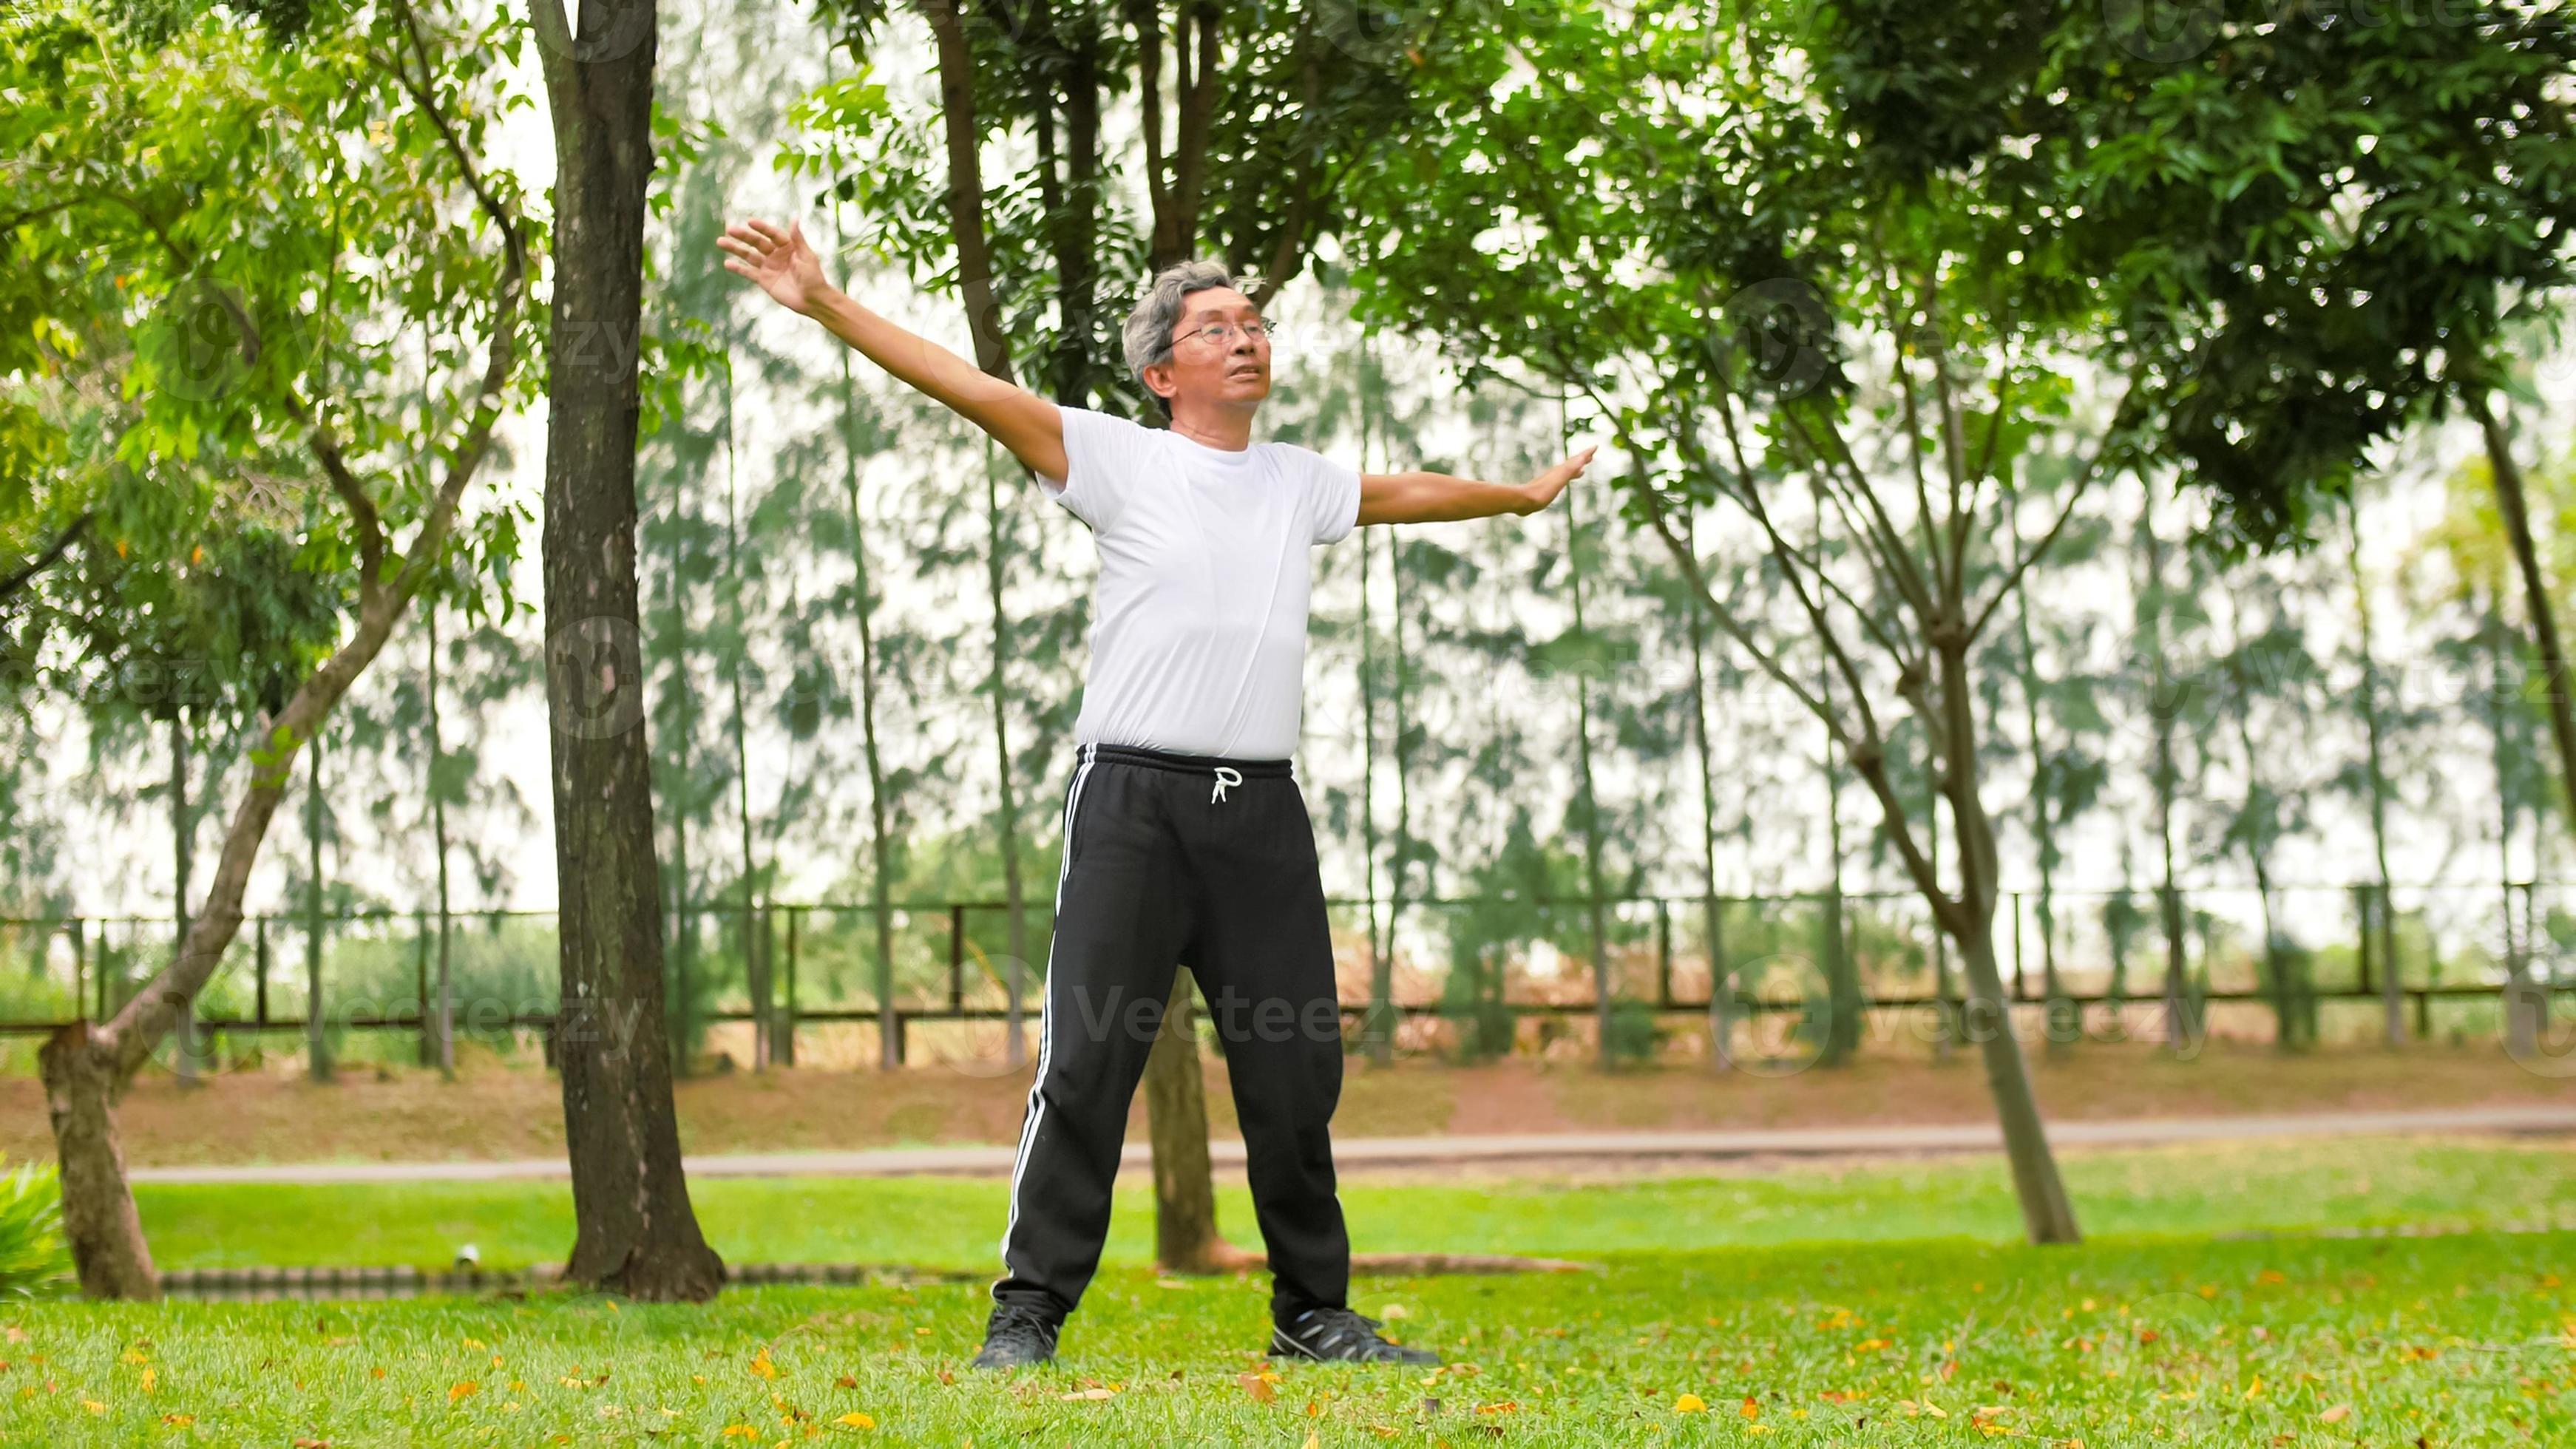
[1121,259,1244,418]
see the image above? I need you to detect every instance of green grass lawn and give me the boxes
[5,1137,2572,1444]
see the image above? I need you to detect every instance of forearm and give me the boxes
[799,285,1062,475]
[1357,471,1539,526]
[804,286,1012,419]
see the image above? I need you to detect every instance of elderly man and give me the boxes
[720,220,1590,1369]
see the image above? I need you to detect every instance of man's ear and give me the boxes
[1142,358,1177,408]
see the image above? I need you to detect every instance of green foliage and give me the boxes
[0,1161,68,1298]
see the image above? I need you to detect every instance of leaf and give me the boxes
[2320,1404,2353,1424]
[1239,1373,1278,1404]
[833,1411,876,1429]
[448,1380,478,1402]
[1060,1387,1116,1401]
[720,1427,759,1439]
[1675,1392,1707,1412]
[161,1415,194,1427]
[749,1348,779,1380]
[1741,1395,1760,1419]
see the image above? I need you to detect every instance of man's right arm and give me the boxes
[719,218,1068,483]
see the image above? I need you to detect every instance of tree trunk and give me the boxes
[830,291,904,1073]
[2472,393,2576,849]
[2345,512,2401,1050]
[535,0,723,1302]
[1684,512,1729,1070]
[2009,520,2071,1052]
[2139,493,2195,1054]
[983,451,1030,1077]
[1358,347,1391,1066]
[663,496,698,1073]
[1933,641,2081,1244]
[427,603,454,1077]
[169,715,200,1085]
[722,362,765,1070]
[1817,669,1859,1068]
[38,1023,155,1299]
[1562,422,1613,1068]
[305,738,330,1082]
[1145,968,1258,1273]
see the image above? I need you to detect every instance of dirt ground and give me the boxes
[1,1037,2569,1168]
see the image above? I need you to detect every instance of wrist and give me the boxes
[793,281,841,319]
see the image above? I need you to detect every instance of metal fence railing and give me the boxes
[0,880,2565,1072]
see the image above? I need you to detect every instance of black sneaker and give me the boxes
[1267,1306,1440,1365]
[970,1303,1061,1369]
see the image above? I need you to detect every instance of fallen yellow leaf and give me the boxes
[720,1426,759,1439]
[160,1414,194,1427]
[81,1399,105,1415]
[749,1349,779,1380]
[1741,1394,1760,1419]
[1239,1373,1278,1404]
[1675,1392,1707,1413]
[2319,1404,2353,1424]
[833,1411,876,1429]
[1060,1387,1116,1401]
[140,1366,155,1393]
[449,1380,478,1402]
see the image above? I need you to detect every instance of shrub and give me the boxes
[1604,995,1662,1064]
[0,1161,68,1298]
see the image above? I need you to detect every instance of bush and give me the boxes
[0,1161,68,1298]
[1604,995,1662,1064]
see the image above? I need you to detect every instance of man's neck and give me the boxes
[1167,404,1255,452]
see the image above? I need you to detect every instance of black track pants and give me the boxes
[992,741,1352,1324]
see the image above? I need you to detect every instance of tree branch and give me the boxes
[0,509,95,607]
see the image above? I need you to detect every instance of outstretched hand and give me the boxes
[1519,446,1596,514]
[718,219,830,315]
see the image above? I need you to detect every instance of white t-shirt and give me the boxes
[1038,406,1363,760]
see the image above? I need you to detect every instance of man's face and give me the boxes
[1147,286,1270,418]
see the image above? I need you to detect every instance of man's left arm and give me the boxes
[1355,447,1596,526]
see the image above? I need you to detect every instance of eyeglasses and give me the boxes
[1171,319,1277,350]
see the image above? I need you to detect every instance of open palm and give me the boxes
[718,219,827,314]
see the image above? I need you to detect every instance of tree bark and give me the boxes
[169,716,200,1085]
[2471,394,2576,852]
[1933,640,2081,1244]
[427,603,454,1076]
[305,731,331,1082]
[1681,512,1729,1070]
[1562,418,1613,1069]
[534,0,723,1302]
[2344,515,2402,1051]
[1358,344,1391,1065]
[1145,968,1258,1273]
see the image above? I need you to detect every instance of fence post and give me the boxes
[1654,900,1672,1009]
[254,915,269,1027]
[949,904,966,1015]
[414,909,432,1068]
[776,908,797,1068]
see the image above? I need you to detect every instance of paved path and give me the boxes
[124,1104,2576,1187]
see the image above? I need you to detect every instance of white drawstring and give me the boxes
[1210,766,1243,804]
